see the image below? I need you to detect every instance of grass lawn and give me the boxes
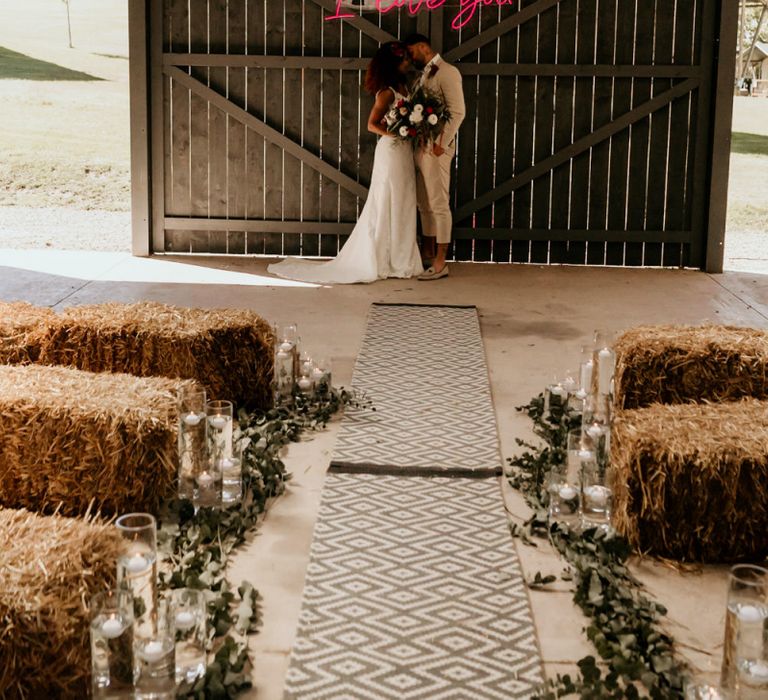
[0,46,99,81]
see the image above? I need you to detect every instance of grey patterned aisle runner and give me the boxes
[283,474,544,700]
[331,304,502,476]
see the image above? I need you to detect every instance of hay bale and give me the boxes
[612,399,768,563]
[0,301,56,364]
[0,364,190,516]
[613,324,768,409]
[0,508,123,699]
[39,301,274,408]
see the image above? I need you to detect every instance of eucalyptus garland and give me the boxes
[508,395,689,699]
[156,386,369,699]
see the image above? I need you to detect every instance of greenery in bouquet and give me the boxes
[386,87,451,149]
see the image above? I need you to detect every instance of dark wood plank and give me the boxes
[649,0,678,267]
[245,0,266,254]
[490,5,520,263]
[339,20,362,228]
[207,0,228,254]
[282,0,304,255]
[301,0,324,256]
[587,0,615,266]
[453,39,479,262]
[319,14,342,256]
[530,2,558,264]
[149,0,167,252]
[566,0,596,264]
[263,0,286,255]
[225,0,247,254]
[472,4,499,263]
[607,0,634,266]
[705,0,738,272]
[512,0,538,263]
[625,0,653,265]
[548,0,576,264]
[167,0,192,252]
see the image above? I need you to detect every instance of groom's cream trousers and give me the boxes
[414,147,454,244]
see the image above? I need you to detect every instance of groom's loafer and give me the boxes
[418,265,449,281]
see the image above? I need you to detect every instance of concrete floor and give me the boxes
[2,249,767,696]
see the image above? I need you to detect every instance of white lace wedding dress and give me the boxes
[268,90,423,284]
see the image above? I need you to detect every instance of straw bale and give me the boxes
[612,399,768,563]
[0,301,56,364]
[0,508,123,699]
[614,324,768,410]
[38,301,274,408]
[0,364,191,517]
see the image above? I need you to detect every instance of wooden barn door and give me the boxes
[145,0,732,268]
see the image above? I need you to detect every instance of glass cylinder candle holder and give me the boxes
[115,513,158,637]
[172,588,208,685]
[580,456,613,531]
[90,588,135,698]
[177,385,207,501]
[544,375,568,415]
[134,595,176,699]
[311,356,332,394]
[547,461,580,526]
[721,564,768,695]
[274,324,299,403]
[198,400,232,508]
[220,436,243,506]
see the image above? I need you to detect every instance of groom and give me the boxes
[405,34,466,281]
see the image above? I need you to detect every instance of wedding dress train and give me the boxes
[268,97,423,284]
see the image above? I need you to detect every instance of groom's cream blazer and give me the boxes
[415,56,466,244]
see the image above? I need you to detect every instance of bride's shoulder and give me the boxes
[375,87,395,99]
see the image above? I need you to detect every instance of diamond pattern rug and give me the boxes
[331,304,502,477]
[283,473,544,700]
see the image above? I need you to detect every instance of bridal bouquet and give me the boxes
[386,87,451,149]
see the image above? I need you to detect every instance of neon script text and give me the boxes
[325,0,518,32]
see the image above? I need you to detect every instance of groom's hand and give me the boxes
[432,143,445,156]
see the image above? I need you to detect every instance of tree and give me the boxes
[61,0,73,48]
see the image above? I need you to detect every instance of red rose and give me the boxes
[426,107,434,114]
[396,99,404,108]
[408,128,416,136]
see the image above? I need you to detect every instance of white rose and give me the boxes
[413,104,424,113]
[409,112,423,124]
[399,126,409,137]
[427,113,439,125]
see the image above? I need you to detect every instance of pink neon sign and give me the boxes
[326,0,519,32]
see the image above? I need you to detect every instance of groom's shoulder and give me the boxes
[438,61,461,80]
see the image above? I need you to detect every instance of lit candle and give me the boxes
[141,640,166,662]
[585,485,609,507]
[737,604,763,622]
[183,412,201,427]
[578,449,593,461]
[598,349,613,395]
[580,359,593,393]
[197,471,214,488]
[298,377,312,392]
[279,341,292,353]
[220,457,236,469]
[125,552,149,574]
[209,415,227,430]
[302,360,313,374]
[587,425,604,441]
[550,385,566,398]
[101,617,124,639]
[559,485,577,500]
[175,611,196,631]
[311,368,325,382]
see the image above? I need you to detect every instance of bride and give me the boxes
[268,42,423,284]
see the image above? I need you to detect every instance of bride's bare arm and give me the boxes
[367,89,396,137]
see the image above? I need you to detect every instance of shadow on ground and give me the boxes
[0,45,100,80]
